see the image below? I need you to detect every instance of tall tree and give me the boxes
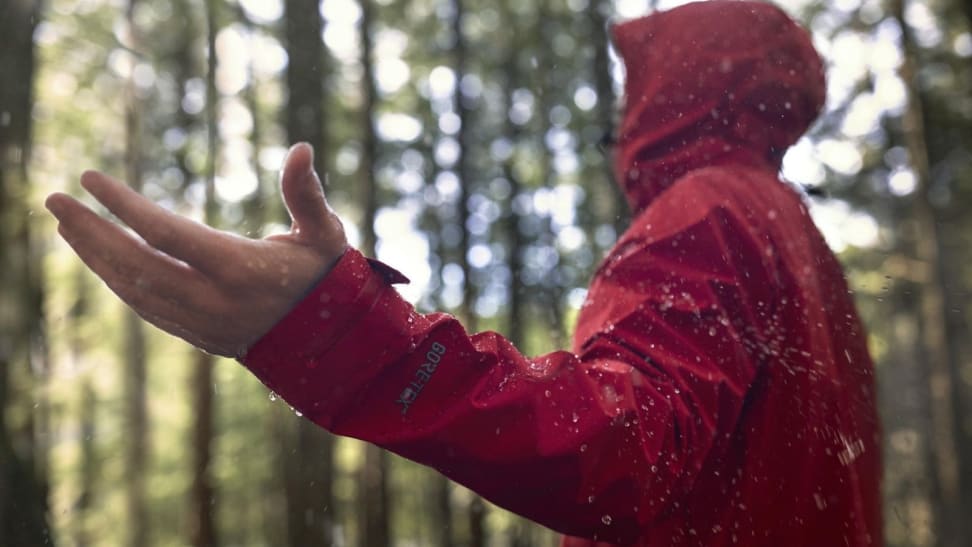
[449,0,487,543]
[431,473,454,547]
[235,5,270,237]
[282,1,335,544]
[452,0,475,330]
[533,0,567,351]
[944,0,970,536]
[68,269,95,547]
[891,1,966,546]
[915,0,972,534]
[587,0,627,236]
[75,381,96,547]
[357,1,391,545]
[416,14,457,543]
[120,0,151,545]
[0,1,53,544]
[499,7,538,544]
[358,447,390,547]
[359,0,380,260]
[285,0,328,179]
[188,1,220,545]
[499,0,526,350]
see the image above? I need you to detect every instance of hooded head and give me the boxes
[611,0,826,212]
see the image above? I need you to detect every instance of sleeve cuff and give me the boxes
[239,248,418,418]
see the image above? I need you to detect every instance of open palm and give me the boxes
[46,143,348,357]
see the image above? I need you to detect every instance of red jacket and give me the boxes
[242,1,882,545]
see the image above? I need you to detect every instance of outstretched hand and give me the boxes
[46,143,348,358]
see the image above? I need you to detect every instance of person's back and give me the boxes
[562,164,880,545]
[558,3,881,544]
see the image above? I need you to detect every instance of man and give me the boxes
[47,1,881,545]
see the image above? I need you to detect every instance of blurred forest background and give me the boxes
[1,0,971,545]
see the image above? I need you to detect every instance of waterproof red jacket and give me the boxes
[242,1,882,545]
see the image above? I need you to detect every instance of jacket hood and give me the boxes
[611,0,826,212]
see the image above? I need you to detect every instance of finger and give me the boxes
[49,194,233,354]
[48,193,209,311]
[78,170,242,274]
[55,220,221,346]
[279,143,335,240]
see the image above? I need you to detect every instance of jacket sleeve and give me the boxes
[240,199,774,543]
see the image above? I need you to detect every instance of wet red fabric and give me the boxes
[241,1,881,545]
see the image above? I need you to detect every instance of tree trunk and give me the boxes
[357,4,392,543]
[433,473,454,547]
[499,1,525,349]
[877,278,937,545]
[189,352,218,547]
[422,46,455,546]
[939,0,972,532]
[359,0,380,260]
[534,0,567,351]
[75,379,96,547]
[285,0,328,177]
[892,1,967,545]
[587,0,628,234]
[0,0,52,545]
[280,420,335,546]
[282,2,335,544]
[236,4,269,237]
[68,270,95,547]
[450,1,488,542]
[188,4,221,544]
[123,311,149,547]
[468,496,486,547]
[121,1,151,545]
[358,446,390,547]
[452,0,476,331]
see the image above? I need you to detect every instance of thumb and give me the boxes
[279,143,334,239]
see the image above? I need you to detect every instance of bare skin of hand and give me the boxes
[46,143,348,358]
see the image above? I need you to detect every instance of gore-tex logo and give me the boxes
[396,342,447,415]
